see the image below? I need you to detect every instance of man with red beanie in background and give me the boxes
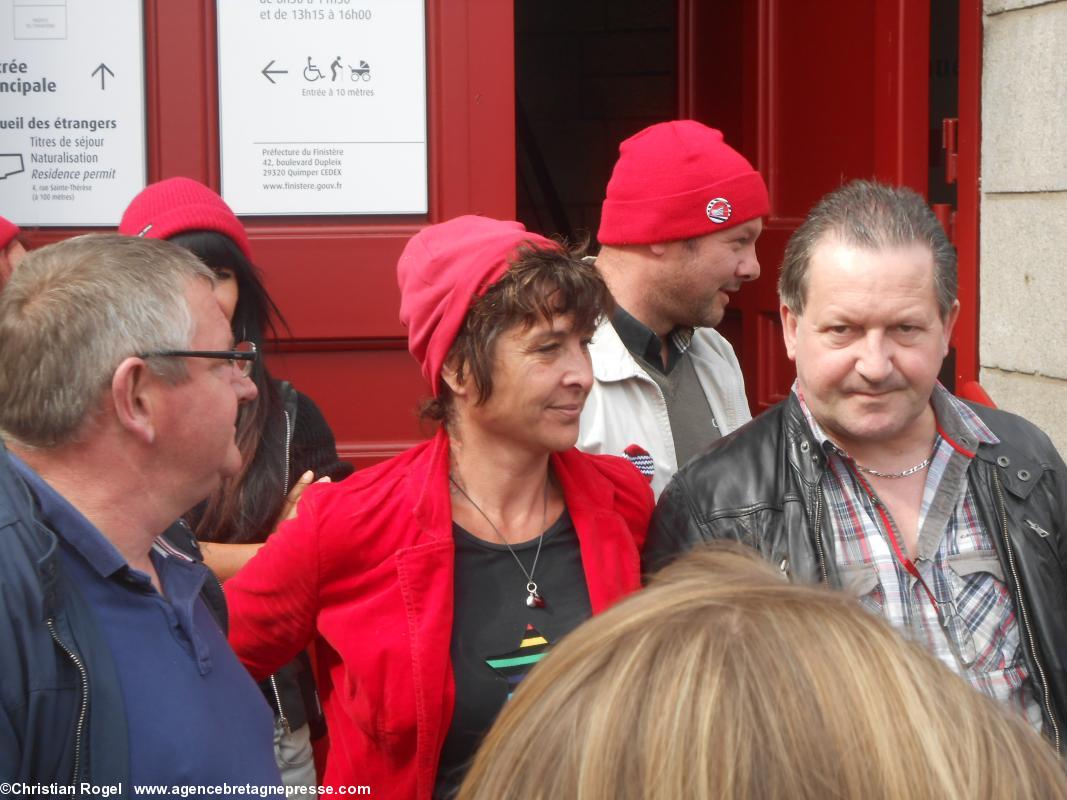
[578,120,769,497]
[0,215,27,289]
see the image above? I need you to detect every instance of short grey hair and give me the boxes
[778,180,957,318]
[0,234,215,448]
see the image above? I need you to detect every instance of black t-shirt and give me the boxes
[433,509,591,799]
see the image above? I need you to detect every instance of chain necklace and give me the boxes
[852,453,934,479]
[449,474,549,608]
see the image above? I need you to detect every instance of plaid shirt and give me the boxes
[798,383,1043,730]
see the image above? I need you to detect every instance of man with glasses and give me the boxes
[646,181,1067,750]
[0,235,281,787]
[141,339,258,377]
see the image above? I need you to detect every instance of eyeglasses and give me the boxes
[138,340,258,378]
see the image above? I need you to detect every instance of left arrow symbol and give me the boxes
[261,60,288,84]
[91,63,114,90]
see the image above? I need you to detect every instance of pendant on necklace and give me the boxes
[526,582,545,608]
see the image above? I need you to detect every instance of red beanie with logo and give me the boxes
[119,177,253,260]
[0,215,19,251]
[397,215,556,396]
[598,120,769,245]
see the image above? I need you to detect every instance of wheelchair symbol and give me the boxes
[303,57,325,82]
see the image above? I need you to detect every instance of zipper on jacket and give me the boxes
[993,471,1061,753]
[47,617,89,781]
[270,674,291,735]
[212,571,227,632]
[810,487,829,585]
[1024,519,1051,539]
[269,407,296,737]
[282,409,292,496]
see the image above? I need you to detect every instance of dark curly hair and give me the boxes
[420,242,612,425]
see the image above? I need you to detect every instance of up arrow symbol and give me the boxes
[92,63,115,90]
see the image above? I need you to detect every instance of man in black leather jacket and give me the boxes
[647,180,1067,752]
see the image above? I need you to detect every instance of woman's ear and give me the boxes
[440,360,468,397]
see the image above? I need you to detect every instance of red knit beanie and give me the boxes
[118,177,253,260]
[397,215,556,396]
[598,120,769,245]
[0,215,19,250]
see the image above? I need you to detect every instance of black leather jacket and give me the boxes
[646,394,1067,752]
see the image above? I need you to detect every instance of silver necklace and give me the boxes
[449,475,549,608]
[853,454,933,479]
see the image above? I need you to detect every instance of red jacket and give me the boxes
[225,429,652,798]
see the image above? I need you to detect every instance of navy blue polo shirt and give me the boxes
[12,455,280,790]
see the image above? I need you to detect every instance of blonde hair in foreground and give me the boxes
[458,546,1067,800]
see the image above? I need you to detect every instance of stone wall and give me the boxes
[981,0,1067,452]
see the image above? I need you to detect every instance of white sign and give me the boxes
[217,0,427,216]
[0,0,146,226]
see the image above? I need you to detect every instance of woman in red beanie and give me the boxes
[224,215,653,798]
[119,177,353,787]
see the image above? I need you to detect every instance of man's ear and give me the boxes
[648,241,669,257]
[780,303,799,361]
[111,357,158,444]
[941,299,961,356]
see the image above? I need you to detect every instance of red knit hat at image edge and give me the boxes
[598,120,770,246]
[0,215,19,250]
[397,215,556,396]
[118,177,253,260]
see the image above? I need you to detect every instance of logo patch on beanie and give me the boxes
[706,197,732,225]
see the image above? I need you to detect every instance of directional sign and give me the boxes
[91,62,115,90]
[0,0,146,226]
[217,0,427,216]
[260,60,287,85]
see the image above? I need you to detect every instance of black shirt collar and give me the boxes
[610,305,692,374]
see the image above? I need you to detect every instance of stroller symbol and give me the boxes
[349,60,371,81]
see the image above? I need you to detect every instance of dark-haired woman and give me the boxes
[119,177,353,786]
[224,216,653,798]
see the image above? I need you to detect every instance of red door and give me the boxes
[681,0,979,414]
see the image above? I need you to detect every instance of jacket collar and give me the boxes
[10,452,128,580]
[783,393,829,488]
[966,404,1045,501]
[550,448,639,613]
[409,428,455,542]
[1,447,64,622]
[406,428,627,547]
[589,317,653,383]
